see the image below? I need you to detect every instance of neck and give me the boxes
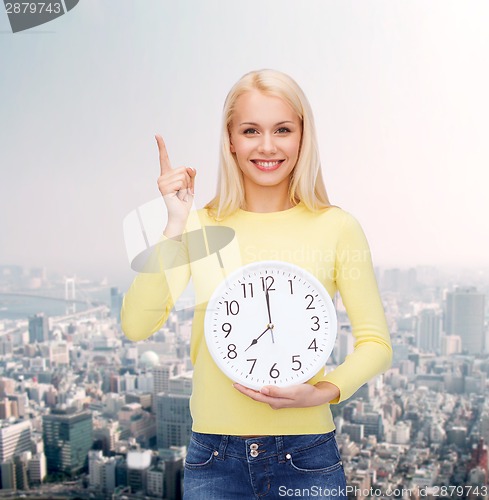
[245,196,295,213]
[243,185,295,213]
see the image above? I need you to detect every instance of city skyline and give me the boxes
[1,1,489,288]
[0,258,488,497]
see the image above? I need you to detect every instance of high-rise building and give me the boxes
[352,412,384,440]
[126,450,152,494]
[93,419,121,455]
[0,461,16,490]
[14,453,29,490]
[160,446,185,500]
[342,423,364,443]
[153,363,184,396]
[147,464,165,498]
[88,450,118,493]
[28,313,49,343]
[43,408,93,475]
[417,308,442,353]
[40,342,69,367]
[446,287,485,354]
[28,452,47,484]
[110,287,124,323]
[156,373,193,449]
[0,420,32,463]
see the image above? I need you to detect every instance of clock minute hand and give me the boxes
[245,324,272,352]
[265,287,275,344]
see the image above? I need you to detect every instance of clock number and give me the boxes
[308,339,318,352]
[291,355,302,371]
[221,323,232,338]
[241,283,254,298]
[246,358,257,374]
[227,344,237,359]
[288,279,294,294]
[269,363,280,379]
[305,294,315,310]
[261,276,275,291]
[224,300,240,316]
[310,316,320,331]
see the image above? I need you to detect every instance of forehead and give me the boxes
[232,90,299,124]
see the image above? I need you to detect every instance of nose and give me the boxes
[257,133,277,155]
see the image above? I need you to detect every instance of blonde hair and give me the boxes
[205,69,334,219]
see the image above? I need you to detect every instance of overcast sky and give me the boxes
[1,0,488,290]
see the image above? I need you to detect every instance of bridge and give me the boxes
[0,291,102,306]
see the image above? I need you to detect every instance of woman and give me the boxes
[121,69,392,499]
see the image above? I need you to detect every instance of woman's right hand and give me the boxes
[155,134,196,238]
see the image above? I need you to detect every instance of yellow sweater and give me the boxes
[121,203,392,435]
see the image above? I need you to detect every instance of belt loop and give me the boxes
[216,434,228,461]
[276,436,285,463]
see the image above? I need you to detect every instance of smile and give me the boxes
[251,160,284,171]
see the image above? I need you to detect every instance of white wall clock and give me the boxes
[204,260,337,390]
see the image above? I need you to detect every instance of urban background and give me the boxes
[1,1,488,499]
[0,263,487,499]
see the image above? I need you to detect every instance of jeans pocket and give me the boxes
[184,439,216,471]
[287,436,343,474]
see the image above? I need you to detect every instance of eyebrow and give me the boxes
[239,121,296,127]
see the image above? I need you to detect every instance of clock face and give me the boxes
[204,260,337,390]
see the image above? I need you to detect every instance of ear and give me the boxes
[229,136,235,153]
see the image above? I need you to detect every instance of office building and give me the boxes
[28,313,49,343]
[111,287,124,323]
[152,363,184,395]
[0,420,32,463]
[417,308,442,353]
[155,373,192,449]
[28,452,47,484]
[446,287,485,354]
[43,408,93,475]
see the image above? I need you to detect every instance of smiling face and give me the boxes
[228,90,302,206]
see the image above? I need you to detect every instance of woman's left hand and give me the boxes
[233,381,340,410]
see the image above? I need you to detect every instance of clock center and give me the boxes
[268,323,274,329]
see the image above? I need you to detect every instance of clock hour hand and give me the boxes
[245,324,274,351]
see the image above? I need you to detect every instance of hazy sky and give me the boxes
[1,0,489,289]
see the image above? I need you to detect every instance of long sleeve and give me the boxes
[120,235,191,342]
[318,212,392,403]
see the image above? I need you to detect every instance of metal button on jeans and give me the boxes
[250,443,259,457]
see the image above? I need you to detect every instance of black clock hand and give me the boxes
[245,324,273,352]
[265,287,275,344]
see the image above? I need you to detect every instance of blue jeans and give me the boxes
[183,431,347,499]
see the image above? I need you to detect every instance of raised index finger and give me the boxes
[155,134,172,175]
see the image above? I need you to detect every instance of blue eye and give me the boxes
[243,128,258,135]
[276,127,290,134]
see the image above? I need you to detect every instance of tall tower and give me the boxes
[110,287,123,323]
[64,276,76,314]
[446,287,485,354]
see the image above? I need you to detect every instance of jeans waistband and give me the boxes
[190,430,336,464]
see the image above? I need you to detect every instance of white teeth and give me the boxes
[256,161,281,167]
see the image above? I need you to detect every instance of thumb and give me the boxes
[260,386,285,397]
